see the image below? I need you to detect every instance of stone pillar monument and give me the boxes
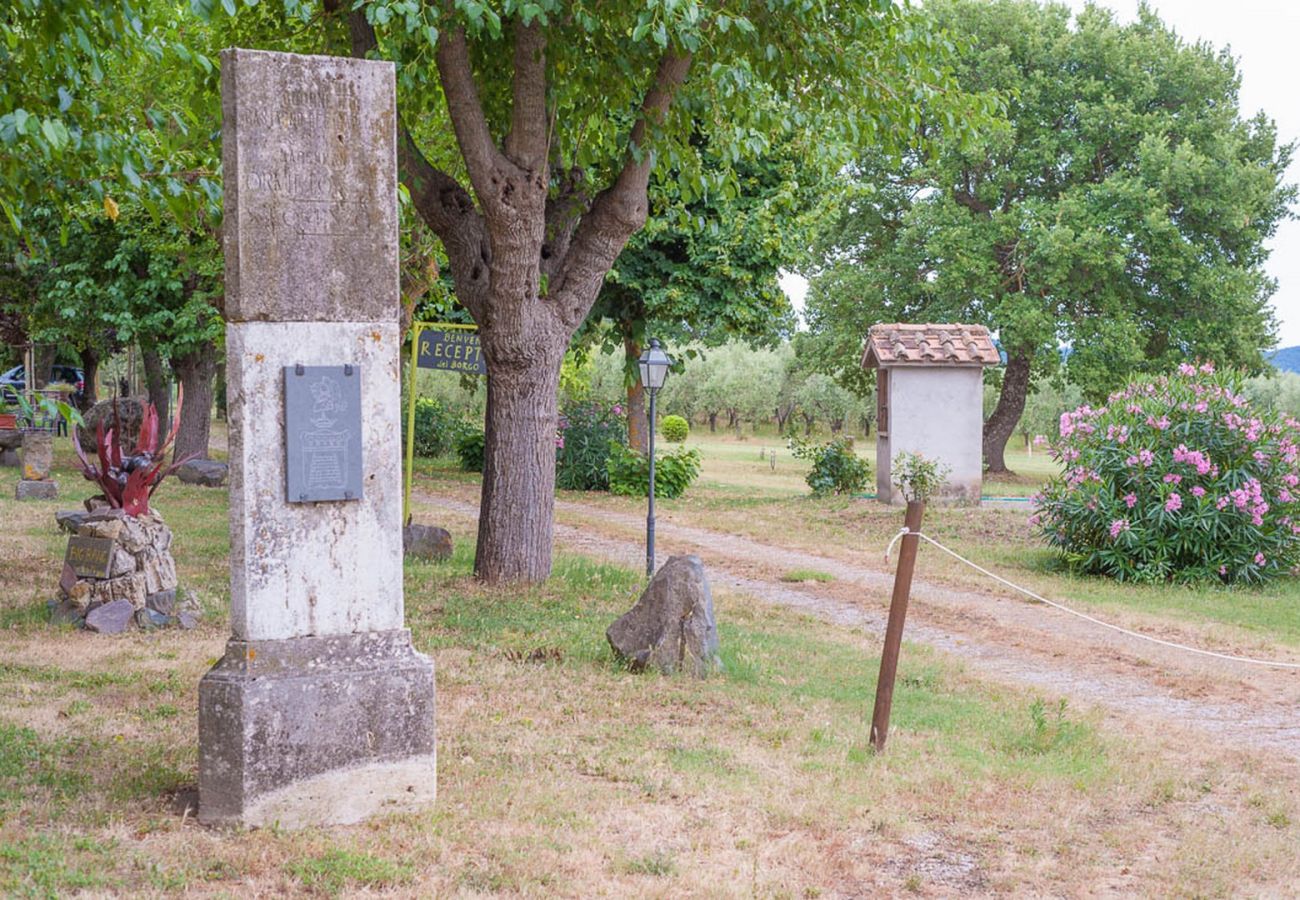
[198,49,436,828]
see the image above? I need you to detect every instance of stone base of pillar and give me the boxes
[198,629,435,828]
[16,479,57,500]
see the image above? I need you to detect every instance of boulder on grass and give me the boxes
[606,555,722,678]
[403,523,453,561]
[175,459,228,487]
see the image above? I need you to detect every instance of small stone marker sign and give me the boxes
[416,329,486,374]
[283,365,364,503]
[64,536,114,578]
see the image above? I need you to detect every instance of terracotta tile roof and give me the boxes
[861,323,1000,368]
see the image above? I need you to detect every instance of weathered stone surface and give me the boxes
[20,432,53,481]
[227,321,403,640]
[221,48,398,324]
[0,447,17,467]
[86,571,148,610]
[47,598,85,627]
[109,547,135,578]
[178,612,200,630]
[146,588,177,616]
[78,512,125,541]
[403,523,453,561]
[85,599,135,634]
[137,547,178,594]
[77,397,145,450]
[56,510,90,534]
[200,48,432,831]
[607,555,722,678]
[16,479,57,500]
[176,459,229,487]
[135,608,173,629]
[198,630,436,827]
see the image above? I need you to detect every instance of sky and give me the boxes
[783,0,1300,349]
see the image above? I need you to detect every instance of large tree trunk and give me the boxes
[140,346,170,425]
[31,344,55,388]
[79,346,100,409]
[171,341,216,461]
[983,351,1032,474]
[342,12,690,583]
[474,340,564,582]
[623,336,648,455]
[707,412,718,432]
[803,412,815,436]
[775,403,793,432]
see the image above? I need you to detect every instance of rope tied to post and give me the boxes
[884,527,1300,671]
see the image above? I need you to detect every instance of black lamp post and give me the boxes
[638,338,671,577]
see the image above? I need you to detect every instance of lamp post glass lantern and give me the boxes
[638,338,671,577]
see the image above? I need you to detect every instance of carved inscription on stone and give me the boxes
[222,48,397,323]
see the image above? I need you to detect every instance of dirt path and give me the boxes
[417,488,1300,765]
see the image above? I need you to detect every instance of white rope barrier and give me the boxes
[884,527,1300,671]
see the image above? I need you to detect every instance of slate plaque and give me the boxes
[65,536,114,578]
[284,365,364,503]
[416,329,486,375]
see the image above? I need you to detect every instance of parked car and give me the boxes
[0,365,86,405]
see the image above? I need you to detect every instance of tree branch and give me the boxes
[504,19,548,171]
[551,51,692,330]
[436,24,522,216]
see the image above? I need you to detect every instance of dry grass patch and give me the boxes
[1,448,1298,895]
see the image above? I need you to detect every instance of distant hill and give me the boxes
[1270,346,1300,374]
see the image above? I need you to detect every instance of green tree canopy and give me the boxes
[804,0,1295,472]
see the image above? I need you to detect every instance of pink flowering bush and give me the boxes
[1033,364,1300,584]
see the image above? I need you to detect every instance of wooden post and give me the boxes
[870,499,925,752]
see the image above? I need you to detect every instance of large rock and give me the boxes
[606,555,722,678]
[77,397,145,450]
[20,432,53,481]
[16,479,57,501]
[85,599,135,634]
[403,523,453,561]
[176,459,229,487]
[0,428,22,467]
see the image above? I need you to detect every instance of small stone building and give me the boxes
[862,323,1000,504]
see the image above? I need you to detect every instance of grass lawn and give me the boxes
[1,439,1298,894]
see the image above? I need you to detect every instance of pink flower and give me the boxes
[1163,473,1181,484]
[1191,486,1206,498]
[1255,552,1266,566]
[1165,493,1182,512]
[1138,449,1155,467]
[1178,363,1197,376]
[1280,489,1294,503]
[1124,493,1137,508]
[1219,565,1227,575]
[1199,361,1215,374]
[1109,519,1130,539]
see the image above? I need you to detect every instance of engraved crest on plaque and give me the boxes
[284,365,364,503]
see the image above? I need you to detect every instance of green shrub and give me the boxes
[789,436,871,496]
[455,428,485,472]
[660,414,689,443]
[892,451,951,502]
[406,397,460,458]
[556,403,626,491]
[1035,363,1300,584]
[607,441,702,499]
